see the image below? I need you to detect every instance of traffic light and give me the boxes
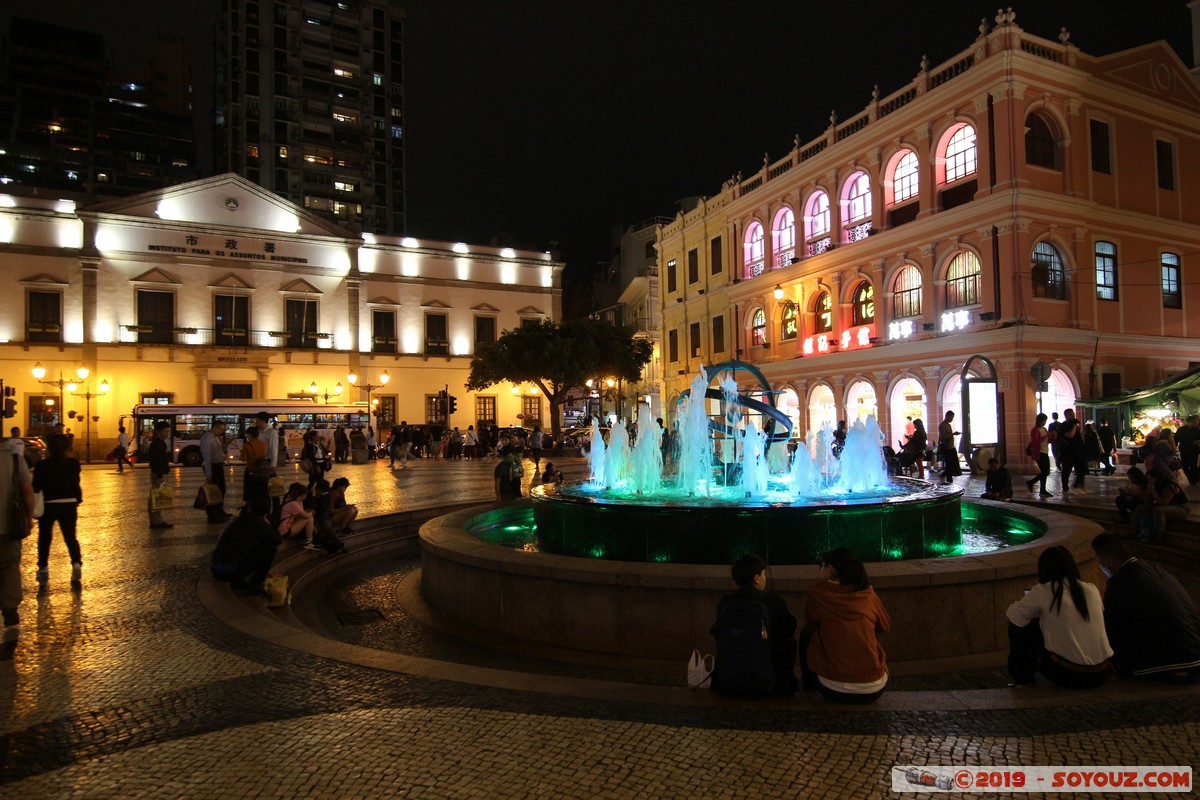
[2,385,15,419]
[447,395,458,415]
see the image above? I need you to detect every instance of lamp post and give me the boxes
[31,362,90,428]
[347,370,389,426]
[71,377,110,463]
[307,380,344,404]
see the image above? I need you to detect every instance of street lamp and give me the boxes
[347,370,389,425]
[773,284,785,301]
[71,377,109,463]
[31,362,90,428]
[307,380,343,404]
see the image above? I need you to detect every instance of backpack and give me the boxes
[710,596,774,696]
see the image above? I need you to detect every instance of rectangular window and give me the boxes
[689,322,701,358]
[474,316,496,346]
[522,396,541,427]
[1095,241,1118,301]
[1156,139,1175,190]
[710,236,722,275]
[712,315,725,354]
[687,249,699,284]
[376,395,396,429]
[214,294,249,346]
[140,393,173,405]
[285,298,318,349]
[425,312,448,355]
[1101,373,1122,397]
[1162,253,1182,309]
[372,309,397,353]
[136,289,174,344]
[1089,120,1111,174]
[26,290,62,343]
[666,258,677,293]
[475,395,496,428]
[425,394,444,424]
[668,329,678,363]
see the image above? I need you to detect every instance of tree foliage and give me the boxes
[466,320,653,438]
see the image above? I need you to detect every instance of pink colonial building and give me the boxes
[657,11,1200,468]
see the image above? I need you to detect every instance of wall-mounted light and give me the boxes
[773,284,784,301]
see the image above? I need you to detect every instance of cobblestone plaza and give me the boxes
[2,457,1198,798]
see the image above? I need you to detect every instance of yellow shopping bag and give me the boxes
[149,485,175,511]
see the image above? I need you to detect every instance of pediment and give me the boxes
[209,272,255,290]
[517,306,546,316]
[367,295,399,306]
[471,303,500,312]
[421,299,451,309]
[1091,42,1200,111]
[20,273,69,286]
[279,278,322,294]
[80,173,355,239]
[131,267,182,285]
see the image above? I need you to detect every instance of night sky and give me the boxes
[4,1,1195,275]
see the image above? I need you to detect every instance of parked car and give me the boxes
[20,436,47,467]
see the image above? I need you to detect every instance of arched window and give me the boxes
[780,301,798,340]
[842,172,872,225]
[813,291,833,333]
[751,308,767,345]
[892,265,922,318]
[943,124,978,184]
[772,207,796,268]
[852,281,875,325]
[743,221,765,279]
[1032,241,1066,300]
[1025,113,1058,169]
[945,251,980,308]
[1096,241,1118,301]
[891,150,918,204]
[805,191,831,254]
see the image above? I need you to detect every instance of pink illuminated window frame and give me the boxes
[944,125,978,184]
[744,221,765,278]
[805,192,830,239]
[773,207,796,265]
[892,150,918,204]
[842,172,872,224]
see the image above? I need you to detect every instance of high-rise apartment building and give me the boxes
[0,17,198,196]
[213,0,406,235]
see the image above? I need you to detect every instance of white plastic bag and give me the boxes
[687,648,714,690]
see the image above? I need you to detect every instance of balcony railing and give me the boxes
[25,323,63,344]
[117,325,333,348]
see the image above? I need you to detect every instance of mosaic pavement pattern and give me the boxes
[0,455,1197,799]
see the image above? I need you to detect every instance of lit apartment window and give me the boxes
[772,208,795,268]
[892,266,922,319]
[1161,253,1181,309]
[1032,241,1066,300]
[334,180,356,192]
[744,221,765,279]
[891,150,918,204]
[333,67,355,79]
[943,124,978,184]
[945,251,981,308]
[842,172,872,225]
[1095,241,1118,301]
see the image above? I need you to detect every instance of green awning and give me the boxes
[1076,365,1200,410]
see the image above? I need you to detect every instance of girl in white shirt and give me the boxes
[1006,545,1112,688]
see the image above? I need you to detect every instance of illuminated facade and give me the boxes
[658,14,1200,465]
[213,0,406,235]
[1,173,562,452]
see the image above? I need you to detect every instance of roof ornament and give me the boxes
[1058,26,1071,44]
[979,17,989,36]
[919,54,929,72]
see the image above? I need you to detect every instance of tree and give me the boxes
[466,319,653,440]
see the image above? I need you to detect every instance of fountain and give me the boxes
[419,362,1097,664]
[532,366,964,564]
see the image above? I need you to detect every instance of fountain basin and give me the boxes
[532,477,966,564]
[420,501,1099,663]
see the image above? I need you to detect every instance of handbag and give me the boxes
[9,454,32,540]
[267,476,287,498]
[149,485,175,511]
[33,490,45,519]
[687,648,715,690]
[299,458,314,474]
[1025,442,1033,457]
[202,483,223,505]
[264,573,290,608]
[193,486,208,510]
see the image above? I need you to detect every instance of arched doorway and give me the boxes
[941,374,963,440]
[845,379,878,424]
[889,377,927,448]
[808,384,836,434]
[778,387,800,439]
[1040,367,1078,421]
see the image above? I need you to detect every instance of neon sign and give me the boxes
[840,324,875,352]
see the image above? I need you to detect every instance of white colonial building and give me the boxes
[1,173,563,453]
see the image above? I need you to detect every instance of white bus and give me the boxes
[129,400,373,466]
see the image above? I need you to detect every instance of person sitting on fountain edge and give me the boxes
[981,458,1013,500]
[709,554,798,698]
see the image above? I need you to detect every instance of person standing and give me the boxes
[530,425,545,471]
[494,446,522,501]
[1025,413,1053,497]
[114,425,133,473]
[1057,408,1086,494]
[32,433,84,590]
[1047,412,1062,473]
[1097,419,1119,476]
[147,421,173,530]
[2,444,35,634]
[333,425,350,464]
[241,426,268,504]
[200,420,232,523]
[300,430,327,492]
[464,425,479,461]
[366,426,377,461]
[396,421,413,469]
[937,411,961,483]
[1175,415,1200,484]
[5,427,25,460]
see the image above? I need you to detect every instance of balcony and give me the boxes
[115,326,333,348]
[25,323,63,344]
